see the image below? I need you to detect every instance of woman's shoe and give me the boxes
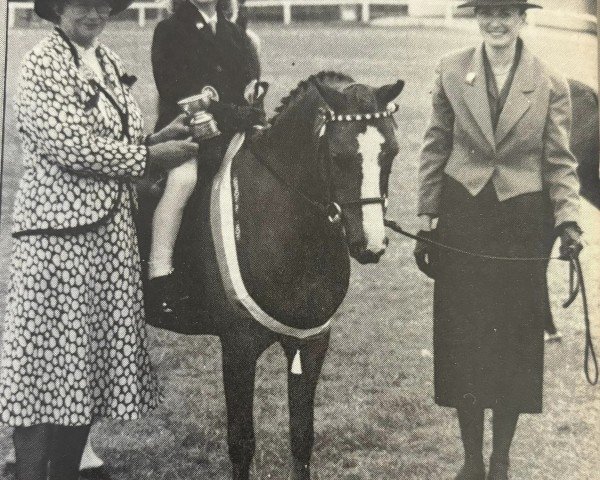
[487,457,509,480]
[455,461,486,480]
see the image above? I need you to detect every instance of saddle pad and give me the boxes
[210,133,332,339]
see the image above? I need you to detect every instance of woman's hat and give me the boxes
[458,0,542,9]
[34,0,135,23]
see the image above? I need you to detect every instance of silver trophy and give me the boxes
[177,86,221,141]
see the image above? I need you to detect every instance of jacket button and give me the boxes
[215,65,223,73]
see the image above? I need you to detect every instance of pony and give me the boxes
[136,71,404,480]
[568,78,599,210]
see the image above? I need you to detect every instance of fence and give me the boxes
[8,0,459,26]
[8,1,170,27]
[7,0,597,29]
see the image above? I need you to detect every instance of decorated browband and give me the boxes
[322,102,399,123]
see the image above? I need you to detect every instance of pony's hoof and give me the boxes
[79,466,112,480]
[487,458,509,480]
[288,460,310,480]
[232,463,250,480]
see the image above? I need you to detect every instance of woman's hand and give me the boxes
[414,215,439,279]
[147,139,198,171]
[414,230,438,279]
[559,223,584,259]
[149,114,191,144]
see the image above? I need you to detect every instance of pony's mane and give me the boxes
[269,71,355,125]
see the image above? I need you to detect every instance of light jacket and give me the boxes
[12,28,147,237]
[418,42,580,227]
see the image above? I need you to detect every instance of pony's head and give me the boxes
[312,77,404,264]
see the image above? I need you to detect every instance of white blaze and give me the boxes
[357,126,386,253]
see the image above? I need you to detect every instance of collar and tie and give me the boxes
[196,10,217,34]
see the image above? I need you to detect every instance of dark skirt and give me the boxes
[433,176,551,413]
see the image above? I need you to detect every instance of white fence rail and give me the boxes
[8,1,170,27]
[8,0,441,27]
[10,0,594,29]
[245,0,406,24]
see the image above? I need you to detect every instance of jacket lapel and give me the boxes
[96,45,126,108]
[178,1,220,51]
[494,45,537,145]
[52,30,124,115]
[463,43,496,150]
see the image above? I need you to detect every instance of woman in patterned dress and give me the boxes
[0,0,198,478]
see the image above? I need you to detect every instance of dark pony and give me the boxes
[568,79,599,209]
[138,71,404,480]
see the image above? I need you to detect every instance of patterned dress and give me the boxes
[0,28,160,427]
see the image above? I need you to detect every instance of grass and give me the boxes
[0,21,599,480]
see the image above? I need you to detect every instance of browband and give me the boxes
[322,102,399,123]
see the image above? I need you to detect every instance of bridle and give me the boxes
[251,101,400,224]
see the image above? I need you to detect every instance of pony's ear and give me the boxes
[375,80,405,106]
[312,80,347,112]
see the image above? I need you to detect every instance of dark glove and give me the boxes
[558,222,583,260]
[207,101,263,133]
[413,229,438,279]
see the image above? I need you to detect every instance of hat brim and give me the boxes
[458,1,542,9]
[34,0,135,23]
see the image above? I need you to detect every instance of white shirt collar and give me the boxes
[73,41,103,81]
[196,8,217,31]
[73,39,99,56]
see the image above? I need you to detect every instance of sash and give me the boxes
[210,133,332,339]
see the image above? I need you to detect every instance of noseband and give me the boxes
[251,102,399,225]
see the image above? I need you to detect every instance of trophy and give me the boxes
[177,86,221,141]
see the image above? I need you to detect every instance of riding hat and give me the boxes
[34,0,135,23]
[458,0,542,9]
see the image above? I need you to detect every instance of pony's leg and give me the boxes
[222,334,271,480]
[282,332,330,480]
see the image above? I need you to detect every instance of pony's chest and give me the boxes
[219,145,349,330]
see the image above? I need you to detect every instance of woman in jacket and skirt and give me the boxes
[415,1,583,478]
[0,0,198,478]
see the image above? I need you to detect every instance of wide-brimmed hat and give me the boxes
[35,0,135,23]
[458,0,542,9]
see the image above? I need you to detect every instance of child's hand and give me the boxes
[151,114,191,144]
[244,80,258,104]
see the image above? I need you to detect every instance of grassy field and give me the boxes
[0,22,599,480]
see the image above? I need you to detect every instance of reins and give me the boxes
[571,256,599,386]
[384,219,561,262]
[384,218,598,386]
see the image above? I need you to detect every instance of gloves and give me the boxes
[413,229,438,279]
[559,222,583,260]
[207,101,264,134]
